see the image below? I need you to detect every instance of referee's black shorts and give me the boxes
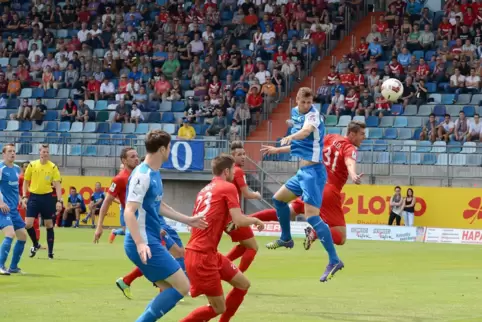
[27,193,56,220]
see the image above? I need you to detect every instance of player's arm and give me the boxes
[226,184,264,230]
[124,173,150,247]
[52,166,62,203]
[97,193,116,226]
[281,111,319,145]
[260,145,291,155]
[160,202,208,229]
[0,190,8,213]
[22,164,32,198]
[240,186,261,200]
[345,155,363,185]
[234,170,261,200]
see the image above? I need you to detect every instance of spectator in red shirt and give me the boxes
[376,15,388,33]
[150,74,172,101]
[78,5,90,24]
[389,56,404,79]
[0,73,7,94]
[61,98,78,122]
[357,37,369,61]
[327,65,338,85]
[273,16,286,36]
[340,68,354,87]
[344,88,359,115]
[438,17,452,40]
[85,75,100,102]
[375,95,391,118]
[246,86,263,125]
[464,7,476,26]
[352,67,365,90]
[416,58,430,81]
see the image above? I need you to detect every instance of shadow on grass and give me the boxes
[277,310,432,322]
[17,273,59,278]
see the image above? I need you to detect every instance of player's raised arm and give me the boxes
[261,145,291,155]
[160,202,208,229]
[280,110,320,146]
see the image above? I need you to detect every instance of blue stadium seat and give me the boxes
[416,141,432,153]
[418,105,432,116]
[58,122,71,132]
[422,153,437,165]
[59,132,71,143]
[67,145,82,156]
[413,50,424,60]
[193,124,204,135]
[367,128,383,139]
[43,121,58,132]
[162,124,176,134]
[408,153,422,165]
[161,112,175,123]
[149,124,162,131]
[172,101,185,112]
[147,112,161,123]
[159,102,172,112]
[450,154,467,166]
[398,128,412,140]
[441,94,455,105]
[326,127,342,135]
[19,132,32,143]
[45,111,58,121]
[393,116,408,127]
[32,88,44,98]
[69,122,83,133]
[46,133,60,144]
[95,100,108,110]
[110,123,122,133]
[19,88,32,98]
[359,140,374,151]
[366,116,379,127]
[147,101,159,111]
[45,89,57,98]
[83,122,97,133]
[457,94,472,105]
[18,121,32,131]
[407,117,422,128]
[0,119,6,131]
[433,105,446,116]
[97,122,109,133]
[57,89,70,99]
[463,105,475,117]
[425,82,437,93]
[383,128,398,139]
[376,152,390,164]
[447,141,462,153]
[391,152,407,164]
[467,155,482,166]
[83,146,97,156]
[379,116,394,127]
[135,124,148,134]
[46,100,58,110]
[111,134,124,145]
[436,153,449,165]
[373,140,387,151]
[122,123,136,134]
[17,144,32,155]
[5,121,20,131]
[391,104,403,115]
[337,115,352,127]
[7,98,19,109]
[97,133,111,145]
[413,128,423,140]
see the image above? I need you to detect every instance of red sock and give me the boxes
[34,218,40,240]
[330,227,343,245]
[226,244,246,261]
[239,248,257,272]
[219,288,248,322]
[123,267,144,286]
[180,305,218,322]
[248,209,278,221]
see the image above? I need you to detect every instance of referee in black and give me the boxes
[21,144,63,259]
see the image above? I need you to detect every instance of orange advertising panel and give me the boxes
[342,184,482,229]
[60,176,120,227]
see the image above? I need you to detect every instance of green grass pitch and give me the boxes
[1,229,482,322]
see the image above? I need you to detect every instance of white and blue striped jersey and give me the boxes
[0,162,21,210]
[289,105,324,163]
[125,162,166,245]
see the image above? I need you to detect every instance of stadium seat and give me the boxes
[428,93,441,104]
[0,110,6,120]
[425,82,437,93]
[457,94,472,105]
[373,140,387,151]
[96,111,109,122]
[32,122,45,132]
[46,99,58,110]
[161,112,175,123]
[391,104,403,115]
[108,112,116,122]
[83,122,96,133]
[135,124,149,134]
[393,116,408,128]
[441,94,455,105]
[46,133,60,144]
[461,142,477,154]
[431,141,446,153]
[57,89,70,99]
[433,105,446,116]
[436,153,449,165]
[366,116,379,127]
[404,105,417,116]
[463,105,475,117]
[147,112,161,123]
[96,133,111,145]
[447,141,462,153]
[58,121,71,132]
[5,120,20,131]
[159,102,172,112]
[379,116,394,128]
[367,127,382,139]
[43,122,58,132]
[162,124,176,134]
[391,152,407,164]
[45,89,57,98]
[95,101,108,110]
[172,101,185,112]
[447,105,461,117]
[147,101,159,111]
[412,128,423,139]
[421,153,437,165]
[359,140,374,151]
[7,98,19,109]
[415,141,432,153]
[407,117,422,128]
[60,132,72,143]
[67,145,82,156]
[337,115,351,127]
[83,133,98,144]
[376,152,389,164]
[326,127,341,135]
[470,94,482,105]
[353,115,365,123]
[450,154,466,166]
[17,143,32,155]
[407,153,422,165]
[69,122,83,133]
[325,115,337,127]
[32,88,44,98]
[83,146,97,156]
[418,105,432,116]
[19,88,32,98]
[466,154,482,166]
[149,123,162,131]
[122,123,136,134]
[19,132,32,143]
[45,110,58,121]
[383,128,398,139]
[97,122,109,133]
[398,128,412,140]
[110,123,122,133]
[18,121,32,131]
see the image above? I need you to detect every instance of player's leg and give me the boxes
[109,208,126,243]
[116,266,143,299]
[236,236,258,272]
[82,204,92,224]
[33,216,40,240]
[74,208,81,228]
[7,211,27,273]
[162,226,186,274]
[41,195,56,259]
[25,195,41,257]
[91,208,98,227]
[249,203,299,222]
[0,220,15,275]
[219,260,251,322]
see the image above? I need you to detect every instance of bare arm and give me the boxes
[22,179,30,198]
[97,193,116,228]
[53,181,62,202]
[345,157,363,184]
[260,145,291,155]
[230,208,264,229]
[240,186,261,200]
[160,201,192,225]
[124,201,143,245]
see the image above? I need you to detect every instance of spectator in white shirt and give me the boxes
[327,89,345,117]
[468,113,482,141]
[453,110,470,142]
[444,68,465,103]
[190,33,204,55]
[28,44,44,63]
[100,78,116,99]
[262,24,276,45]
[129,103,144,125]
[77,23,91,43]
[437,113,455,142]
[462,38,477,61]
[202,25,215,43]
[255,61,271,84]
[122,25,137,42]
[465,68,480,93]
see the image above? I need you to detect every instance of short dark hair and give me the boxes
[347,121,366,134]
[394,186,401,191]
[444,113,450,117]
[145,130,171,154]
[475,113,480,117]
[429,113,435,117]
[230,141,244,151]
[459,110,465,114]
[120,147,135,161]
[211,154,235,176]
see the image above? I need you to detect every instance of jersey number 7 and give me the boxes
[194,192,212,216]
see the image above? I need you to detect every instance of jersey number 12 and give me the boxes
[323,148,339,171]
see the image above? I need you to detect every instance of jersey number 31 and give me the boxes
[323,148,339,171]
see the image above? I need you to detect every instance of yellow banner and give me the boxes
[342,184,482,229]
[60,176,120,227]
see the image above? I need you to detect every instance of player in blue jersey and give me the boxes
[123,130,208,321]
[0,144,27,275]
[82,182,105,228]
[261,87,344,282]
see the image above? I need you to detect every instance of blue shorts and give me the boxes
[161,224,183,250]
[124,239,180,283]
[0,209,26,231]
[285,163,326,209]
[119,208,125,227]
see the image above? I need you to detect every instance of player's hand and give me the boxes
[189,214,208,229]
[0,202,10,214]
[21,198,27,209]
[160,229,167,237]
[93,226,103,243]
[253,191,262,200]
[280,136,292,146]
[253,219,265,232]
[260,145,277,156]
[137,243,151,264]
[351,172,364,185]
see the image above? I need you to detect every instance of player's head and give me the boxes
[95,182,102,191]
[145,130,171,163]
[120,147,139,171]
[230,141,246,167]
[212,154,235,182]
[39,144,50,162]
[346,121,366,147]
[70,186,77,195]
[296,87,314,113]
[22,161,29,172]
[2,143,16,164]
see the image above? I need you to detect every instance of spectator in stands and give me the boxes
[206,108,227,137]
[402,188,415,227]
[358,89,374,117]
[178,118,197,140]
[229,120,241,141]
[465,68,480,93]
[344,88,359,116]
[397,47,411,67]
[366,24,382,44]
[327,88,345,117]
[246,85,263,125]
[414,79,428,107]
[13,98,32,121]
[445,67,465,103]
[62,187,86,228]
[76,99,95,124]
[419,24,435,50]
[420,113,438,143]
[368,38,383,60]
[453,111,470,142]
[151,74,172,101]
[31,98,46,125]
[129,103,144,126]
[115,98,130,124]
[468,114,482,142]
[316,78,331,104]
[7,73,21,97]
[438,114,455,142]
[72,75,87,100]
[41,66,54,90]
[0,73,7,95]
[375,95,391,118]
[65,63,79,89]
[99,78,115,100]
[85,76,100,102]
[61,98,77,123]
[389,186,403,226]
[430,57,447,84]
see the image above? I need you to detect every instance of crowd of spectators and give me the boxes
[0,0,354,140]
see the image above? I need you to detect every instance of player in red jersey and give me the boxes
[225,141,262,273]
[18,162,41,241]
[181,155,264,322]
[250,121,366,248]
[93,147,139,243]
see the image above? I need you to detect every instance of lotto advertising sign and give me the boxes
[61,176,120,227]
[341,185,482,229]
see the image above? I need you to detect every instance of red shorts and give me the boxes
[227,226,254,242]
[291,184,345,228]
[185,250,239,298]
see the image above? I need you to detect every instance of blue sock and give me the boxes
[61,220,66,227]
[307,216,339,264]
[136,287,183,322]
[9,240,26,269]
[0,237,13,268]
[273,198,292,241]
[84,213,91,221]
[176,257,186,276]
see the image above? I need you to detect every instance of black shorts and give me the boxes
[27,193,56,220]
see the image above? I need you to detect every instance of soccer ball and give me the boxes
[381,78,404,102]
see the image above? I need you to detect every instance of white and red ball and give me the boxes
[381,78,404,102]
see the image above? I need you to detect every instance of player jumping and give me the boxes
[252,121,366,250]
[124,130,207,321]
[225,141,262,273]
[261,87,343,282]
[0,144,27,275]
[181,154,264,322]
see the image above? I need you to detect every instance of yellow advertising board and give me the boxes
[60,176,120,227]
[342,184,482,229]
